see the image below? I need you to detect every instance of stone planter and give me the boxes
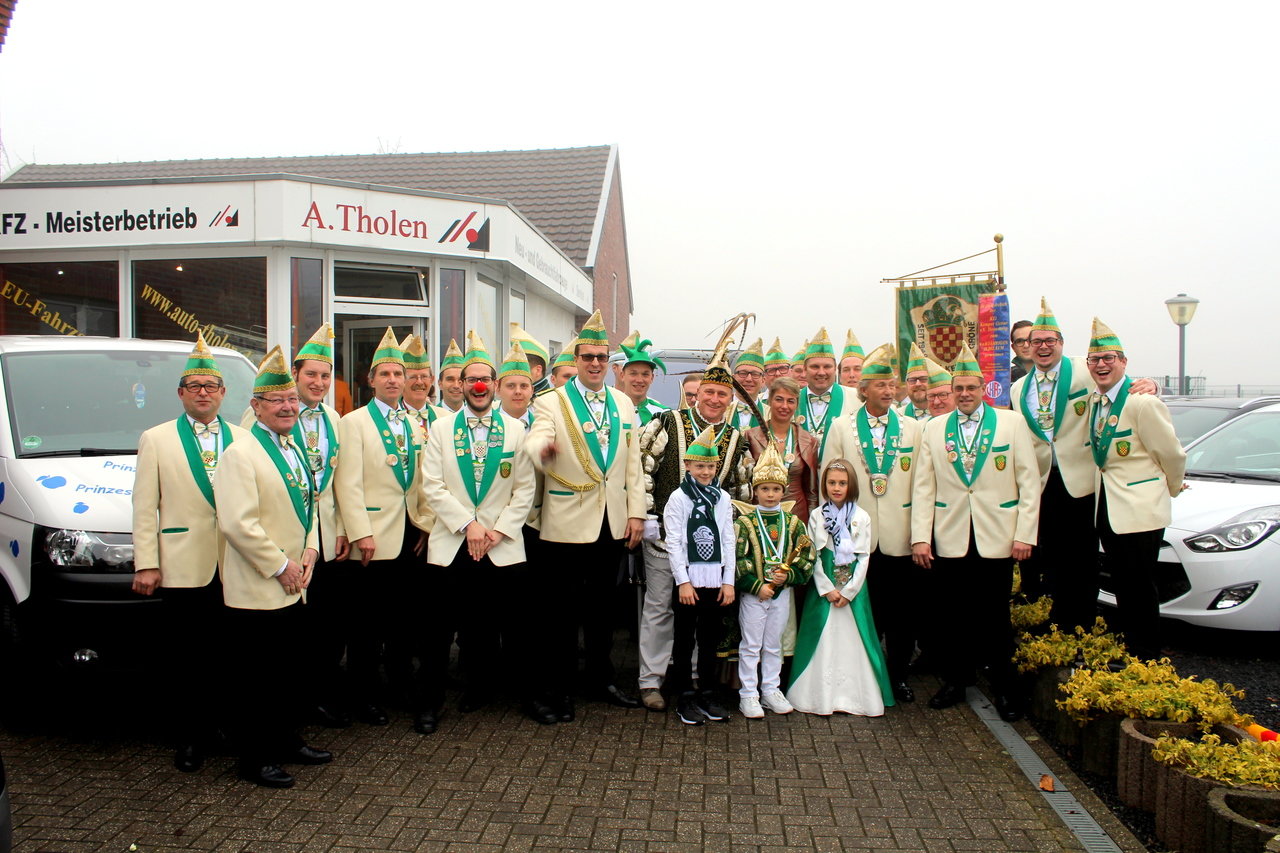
[1028,666,1068,723]
[1080,713,1123,777]
[1117,718,1198,812]
[1154,724,1251,853]
[1206,788,1280,853]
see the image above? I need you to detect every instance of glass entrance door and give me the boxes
[335,314,426,414]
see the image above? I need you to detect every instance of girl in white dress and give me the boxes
[787,459,895,716]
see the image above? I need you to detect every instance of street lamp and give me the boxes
[1165,293,1200,395]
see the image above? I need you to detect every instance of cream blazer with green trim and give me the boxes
[419,410,537,567]
[524,385,645,544]
[132,417,249,587]
[335,405,432,560]
[822,407,922,556]
[1091,391,1186,535]
[911,408,1041,559]
[213,434,319,610]
[1009,356,1096,497]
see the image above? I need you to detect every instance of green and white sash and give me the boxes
[292,407,338,495]
[944,406,996,487]
[1018,358,1072,442]
[1089,377,1131,467]
[451,408,506,508]
[565,382,619,475]
[251,423,315,537]
[366,400,416,493]
[856,408,901,497]
[177,415,233,508]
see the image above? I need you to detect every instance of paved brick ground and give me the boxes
[1,672,1091,853]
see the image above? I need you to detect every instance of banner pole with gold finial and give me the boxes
[994,233,1005,291]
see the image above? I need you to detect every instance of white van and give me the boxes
[0,336,256,673]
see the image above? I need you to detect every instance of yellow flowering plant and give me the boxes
[1013,618,1129,674]
[1151,734,1280,789]
[1010,596,1052,631]
[1057,659,1250,731]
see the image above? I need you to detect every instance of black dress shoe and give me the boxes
[459,694,491,713]
[283,745,333,766]
[892,681,916,703]
[521,699,559,725]
[555,696,575,723]
[994,695,1024,723]
[174,744,204,773]
[239,763,294,789]
[313,704,353,728]
[928,683,968,710]
[413,710,439,735]
[354,704,389,726]
[598,684,641,709]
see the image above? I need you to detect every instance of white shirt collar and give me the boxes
[372,396,401,417]
[574,377,606,397]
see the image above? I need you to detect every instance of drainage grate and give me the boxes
[966,688,1123,853]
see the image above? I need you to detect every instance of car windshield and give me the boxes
[2,349,256,457]
[1185,411,1280,479]
[1169,405,1231,446]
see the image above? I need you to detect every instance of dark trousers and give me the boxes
[540,519,626,696]
[158,575,225,748]
[305,548,354,709]
[1096,485,1164,660]
[867,549,927,683]
[1022,466,1100,631]
[225,603,307,769]
[667,586,722,696]
[934,530,1016,693]
[384,519,431,710]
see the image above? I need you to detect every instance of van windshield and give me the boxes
[2,349,256,457]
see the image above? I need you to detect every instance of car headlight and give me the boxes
[43,528,135,571]
[1184,506,1280,552]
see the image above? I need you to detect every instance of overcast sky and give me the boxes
[1,1,1275,387]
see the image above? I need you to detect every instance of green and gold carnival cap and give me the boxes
[462,329,494,370]
[552,345,577,369]
[735,338,765,371]
[499,341,532,382]
[752,442,789,487]
[925,357,952,390]
[369,326,404,370]
[182,330,222,378]
[509,322,549,365]
[905,342,929,377]
[682,425,721,462]
[1031,297,1063,338]
[841,329,865,362]
[253,345,296,394]
[859,343,896,379]
[950,342,984,380]
[294,323,334,366]
[439,339,465,372]
[804,327,836,362]
[619,330,667,373]
[764,337,789,370]
[1089,317,1124,354]
[399,334,431,370]
[791,340,809,368]
[576,309,610,348]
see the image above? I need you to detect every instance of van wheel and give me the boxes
[0,589,49,731]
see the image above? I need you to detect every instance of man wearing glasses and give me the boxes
[527,310,647,718]
[729,339,766,430]
[1009,319,1034,383]
[925,358,955,418]
[899,343,933,422]
[1010,300,1158,627]
[1085,319,1184,661]
[132,332,249,775]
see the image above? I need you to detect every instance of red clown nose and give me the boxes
[473,381,488,394]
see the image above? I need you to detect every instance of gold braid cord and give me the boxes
[545,389,602,493]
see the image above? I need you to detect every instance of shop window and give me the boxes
[509,291,526,332]
[334,265,425,301]
[0,261,118,337]
[291,258,324,357]
[133,257,267,363]
[439,268,465,362]
[475,276,500,359]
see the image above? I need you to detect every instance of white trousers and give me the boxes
[738,587,791,699]
[638,541,697,689]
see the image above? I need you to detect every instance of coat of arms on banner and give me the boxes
[693,525,716,561]
[912,295,978,366]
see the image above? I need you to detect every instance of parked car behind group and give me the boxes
[1099,402,1280,632]
[1164,396,1280,445]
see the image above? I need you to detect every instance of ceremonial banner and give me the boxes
[896,281,997,375]
[978,292,1011,407]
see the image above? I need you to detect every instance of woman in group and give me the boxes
[743,376,819,523]
[787,459,894,716]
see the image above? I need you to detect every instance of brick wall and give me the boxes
[588,162,633,343]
